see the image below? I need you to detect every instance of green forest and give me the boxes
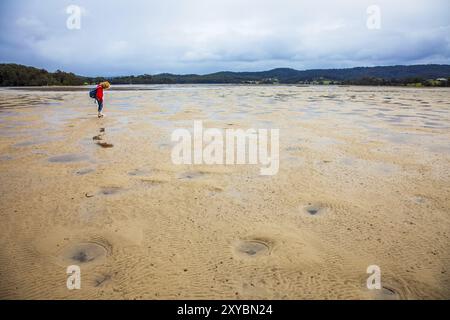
[1,63,449,87]
[0,64,84,86]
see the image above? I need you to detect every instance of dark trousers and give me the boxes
[96,99,103,112]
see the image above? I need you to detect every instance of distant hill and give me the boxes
[1,63,450,86]
[0,63,84,86]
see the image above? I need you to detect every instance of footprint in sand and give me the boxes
[93,128,113,148]
[96,142,114,148]
[92,134,103,141]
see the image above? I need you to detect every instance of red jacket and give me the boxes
[96,84,103,102]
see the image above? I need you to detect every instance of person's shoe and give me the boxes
[98,112,104,118]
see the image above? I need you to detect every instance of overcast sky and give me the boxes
[0,0,449,76]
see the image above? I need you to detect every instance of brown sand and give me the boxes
[0,85,449,299]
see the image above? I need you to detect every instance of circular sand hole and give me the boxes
[61,242,108,265]
[379,286,400,300]
[128,169,150,176]
[100,187,123,195]
[75,168,95,176]
[234,240,270,258]
[303,203,327,216]
[368,285,401,300]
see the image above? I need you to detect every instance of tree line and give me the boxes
[1,63,449,87]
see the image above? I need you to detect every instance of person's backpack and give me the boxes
[89,87,97,99]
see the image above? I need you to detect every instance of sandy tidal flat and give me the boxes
[0,85,449,299]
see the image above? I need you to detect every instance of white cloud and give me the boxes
[0,0,449,75]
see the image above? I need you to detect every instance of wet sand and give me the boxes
[0,85,449,299]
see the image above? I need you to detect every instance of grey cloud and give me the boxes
[0,0,449,75]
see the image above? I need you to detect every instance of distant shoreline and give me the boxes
[1,63,449,87]
[3,84,450,92]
